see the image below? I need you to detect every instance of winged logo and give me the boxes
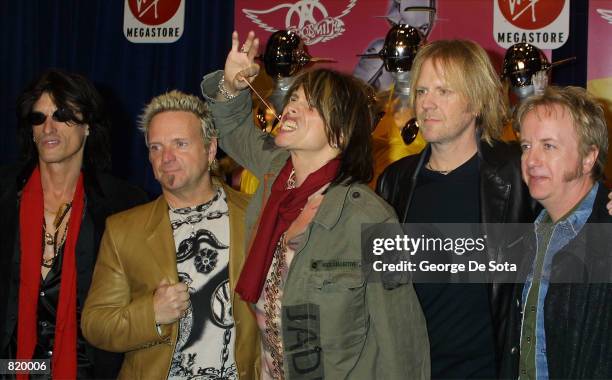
[597,8,612,24]
[242,0,357,45]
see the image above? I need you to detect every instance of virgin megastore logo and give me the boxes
[494,0,569,49]
[124,0,185,43]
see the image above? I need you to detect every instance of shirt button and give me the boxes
[526,336,531,343]
[47,350,53,357]
[40,291,45,297]
[510,346,518,354]
[516,299,520,308]
[351,191,360,199]
[311,262,318,269]
[41,321,48,327]
[531,306,536,312]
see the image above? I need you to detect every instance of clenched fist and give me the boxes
[153,278,190,324]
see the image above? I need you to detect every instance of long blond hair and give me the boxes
[409,39,508,145]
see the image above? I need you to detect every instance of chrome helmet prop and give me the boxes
[502,42,576,99]
[380,24,424,72]
[381,25,423,145]
[263,30,311,78]
[358,24,425,73]
[353,0,435,90]
[356,25,424,145]
[502,43,550,89]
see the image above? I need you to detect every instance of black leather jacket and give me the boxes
[377,139,538,376]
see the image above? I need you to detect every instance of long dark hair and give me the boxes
[16,68,111,173]
[284,68,376,185]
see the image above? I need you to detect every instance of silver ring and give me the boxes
[240,46,249,53]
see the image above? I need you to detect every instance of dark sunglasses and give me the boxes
[27,108,76,126]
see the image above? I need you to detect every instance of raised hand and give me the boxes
[222,31,261,95]
[153,278,190,324]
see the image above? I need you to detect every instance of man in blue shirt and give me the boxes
[514,85,612,379]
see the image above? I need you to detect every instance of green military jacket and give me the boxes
[202,70,430,379]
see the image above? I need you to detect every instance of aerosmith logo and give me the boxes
[597,8,612,24]
[242,0,357,45]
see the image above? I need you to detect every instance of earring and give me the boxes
[85,129,90,136]
[208,158,218,172]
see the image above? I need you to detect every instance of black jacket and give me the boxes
[377,140,537,376]
[502,182,612,379]
[0,164,148,379]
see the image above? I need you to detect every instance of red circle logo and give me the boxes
[128,0,181,26]
[499,0,565,30]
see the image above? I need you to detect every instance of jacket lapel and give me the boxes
[144,196,179,282]
[75,208,95,305]
[221,181,249,295]
[399,147,428,222]
[479,141,511,224]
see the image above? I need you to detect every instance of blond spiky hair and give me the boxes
[138,90,217,146]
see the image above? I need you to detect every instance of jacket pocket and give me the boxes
[307,272,367,349]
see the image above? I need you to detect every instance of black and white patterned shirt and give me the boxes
[167,187,237,380]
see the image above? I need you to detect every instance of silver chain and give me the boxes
[219,327,232,377]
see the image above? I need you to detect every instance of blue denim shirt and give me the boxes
[520,182,598,379]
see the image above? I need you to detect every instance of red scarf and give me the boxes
[17,166,84,380]
[236,158,340,303]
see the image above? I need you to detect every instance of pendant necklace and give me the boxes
[41,202,72,268]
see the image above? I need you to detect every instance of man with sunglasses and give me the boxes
[0,69,147,379]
